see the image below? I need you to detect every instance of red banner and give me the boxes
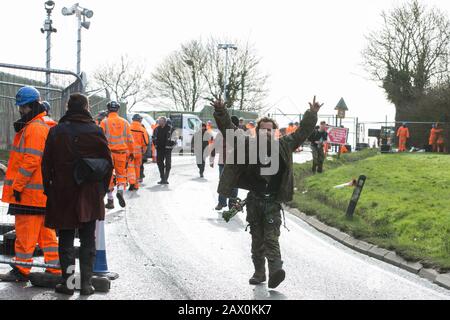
[327,126,349,145]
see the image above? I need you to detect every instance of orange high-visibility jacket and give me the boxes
[429,128,438,145]
[286,125,296,135]
[100,112,134,154]
[397,126,410,139]
[2,112,49,207]
[130,121,149,155]
[43,116,57,128]
[435,128,445,144]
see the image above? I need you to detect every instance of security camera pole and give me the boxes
[218,43,237,107]
[62,3,94,75]
[41,1,57,102]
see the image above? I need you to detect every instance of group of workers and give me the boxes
[396,122,446,153]
[0,86,153,295]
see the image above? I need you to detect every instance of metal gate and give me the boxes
[0,62,85,150]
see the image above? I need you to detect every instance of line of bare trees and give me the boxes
[152,37,269,112]
[91,37,269,113]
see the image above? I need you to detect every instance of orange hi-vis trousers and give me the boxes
[14,215,60,275]
[398,137,407,152]
[109,151,128,191]
[127,153,142,188]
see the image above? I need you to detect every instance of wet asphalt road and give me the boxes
[0,151,449,300]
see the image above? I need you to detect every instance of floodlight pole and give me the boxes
[218,44,237,107]
[77,11,82,75]
[62,3,93,76]
[41,1,57,101]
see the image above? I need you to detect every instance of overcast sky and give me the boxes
[2,0,450,124]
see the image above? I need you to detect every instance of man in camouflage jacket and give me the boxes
[213,97,322,289]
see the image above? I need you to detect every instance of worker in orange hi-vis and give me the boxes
[151,121,159,163]
[100,101,134,209]
[396,123,410,152]
[128,114,149,191]
[41,101,57,128]
[205,120,215,157]
[434,123,445,153]
[340,144,349,154]
[0,86,60,282]
[429,123,439,152]
[246,121,256,137]
[286,122,296,135]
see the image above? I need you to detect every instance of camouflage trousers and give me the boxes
[246,192,283,271]
[311,145,325,173]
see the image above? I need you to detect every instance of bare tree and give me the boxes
[92,55,153,111]
[202,37,269,111]
[151,37,269,112]
[152,40,207,112]
[363,0,450,119]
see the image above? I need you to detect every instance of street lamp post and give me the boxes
[62,3,94,75]
[218,43,237,106]
[184,60,197,112]
[41,1,57,102]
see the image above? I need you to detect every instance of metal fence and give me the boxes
[357,121,450,152]
[270,112,358,149]
[0,62,85,150]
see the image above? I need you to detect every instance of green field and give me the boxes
[291,150,450,271]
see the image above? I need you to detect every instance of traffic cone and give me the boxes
[93,220,119,280]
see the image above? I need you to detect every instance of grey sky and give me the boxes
[2,0,450,125]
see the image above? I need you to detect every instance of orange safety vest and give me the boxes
[435,128,445,144]
[397,127,410,139]
[130,121,149,155]
[100,112,134,154]
[2,112,49,207]
[286,125,296,135]
[43,116,57,128]
[429,128,438,145]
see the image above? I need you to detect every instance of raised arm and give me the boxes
[212,100,237,137]
[281,96,322,152]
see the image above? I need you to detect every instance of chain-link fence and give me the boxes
[0,62,85,150]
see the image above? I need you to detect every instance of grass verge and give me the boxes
[290,149,450,271]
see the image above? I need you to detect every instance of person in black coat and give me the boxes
[42,93,113,296]
[152,117,175,184]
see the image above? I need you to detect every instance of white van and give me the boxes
[167,113,202,153]
[126,113,156,136]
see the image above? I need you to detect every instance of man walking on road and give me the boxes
[194,123,215,178]
[213,96,321,289]
[128,114,149,190]
[100,101,134,209]
[308,121,328,174]
[152,116,175,185]
[42,93,113,296]
[0,86,61,282]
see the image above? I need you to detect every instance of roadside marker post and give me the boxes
[346,175,367,219]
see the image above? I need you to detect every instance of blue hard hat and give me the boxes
[16,86,40,106]
[42,101,51,112]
